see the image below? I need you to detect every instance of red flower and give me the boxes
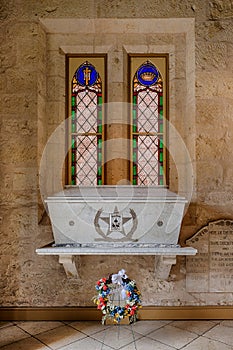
[130,305,137,315]
[103,285,108,291]
[99,297,105,303]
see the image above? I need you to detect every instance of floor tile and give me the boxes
[121,336,176,350]
[35,325,86,349]
[125,320,171,336]
[0,336,51,350]
[0,323,14,329]
[170,320,217,335]
[69,321,110,335]
[1,320,232,350]
[91,325,142,349]
[17,321,64,335]
[148,324,198,349]
[181,336,233,350]
[203,324,233,346]
[59,336,113,350]
[220,320,233,328]
[0,325,30,347]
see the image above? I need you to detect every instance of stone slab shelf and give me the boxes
[36,243,197,280]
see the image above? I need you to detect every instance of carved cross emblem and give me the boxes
[83,66,91,85]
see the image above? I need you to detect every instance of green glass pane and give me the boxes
[71,138,75,148]
[71,166,75,176]
[159,153,163,162]
[133,179,137,185]
[160,96,163,106]
[133,138,137,148]
[133,109,137,120]
[98,110,102,120]
[98,138,102,148]
[132,109,137,132]
[98,179,102,185]
[133,95,137,104]
[98,125,102,133]
[97,166,102,176]
[98,96,102,105]
[160,110,163,118]
[159,140,163,148]
[159,124,163,133]
[133,166,137,175]
[159,178,163,185]
[72,153,75,162]
[133,153,137,162]
[72,123,76,132]
[98,153,102,161]
[71,110,75,117]
[159,166,163,176]
[71,96,76,106]
[71,179,75,185]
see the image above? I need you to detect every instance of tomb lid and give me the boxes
[45,186,187,202]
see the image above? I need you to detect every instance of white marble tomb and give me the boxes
[36,186,197,279]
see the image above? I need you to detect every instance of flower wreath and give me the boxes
[93,269,141,324]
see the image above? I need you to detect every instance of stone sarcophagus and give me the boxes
[36,186,197,279]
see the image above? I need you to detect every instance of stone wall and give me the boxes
[0,0,233,307]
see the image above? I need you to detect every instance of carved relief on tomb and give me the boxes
[94,206,138,242]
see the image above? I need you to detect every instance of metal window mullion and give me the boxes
[132,132,163,136]
[71,132,101,136]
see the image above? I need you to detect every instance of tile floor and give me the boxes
[0,320,233,349]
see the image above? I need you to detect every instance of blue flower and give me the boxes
[119,308,124,315]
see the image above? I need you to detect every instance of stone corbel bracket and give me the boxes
[155,255,177,279]
[36,244,197,280]
[58,255,80,279]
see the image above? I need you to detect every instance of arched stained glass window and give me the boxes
[70,61,103,185]
[131,60,166,186]
[67,55,166,186]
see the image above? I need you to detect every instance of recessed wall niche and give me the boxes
[39,18,195,203]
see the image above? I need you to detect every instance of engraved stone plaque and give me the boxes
[186,220,233,292]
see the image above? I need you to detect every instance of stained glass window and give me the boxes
[131,60,165,186]
[70,61,103,185]
[68,56,166,186]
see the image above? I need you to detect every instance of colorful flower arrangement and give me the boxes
[93,269,141,324]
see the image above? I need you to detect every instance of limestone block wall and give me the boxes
[0,0,233,307]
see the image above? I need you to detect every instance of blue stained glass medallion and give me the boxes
[75,61,98,87]
[137,61,159,87]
